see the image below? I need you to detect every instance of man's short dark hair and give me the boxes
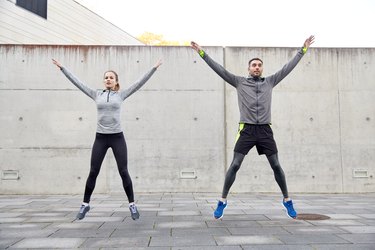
[248,58,263,66]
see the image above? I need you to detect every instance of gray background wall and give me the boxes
[0,45,374,195]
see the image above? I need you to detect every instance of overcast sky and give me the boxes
[75,0,375,47]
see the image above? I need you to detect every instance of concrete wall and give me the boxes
[0,45,374,195]
[0,0,143,45]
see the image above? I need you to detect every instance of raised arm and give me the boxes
[268,35,315,87]
[120,59,162,100]
[191,41,238,87]
[52,59,97,100]
[302,35,315,54]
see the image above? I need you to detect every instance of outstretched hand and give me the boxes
[154,59,163,69]
[190,41,202,53]
[303,35,315,49]
[52,59,62,69]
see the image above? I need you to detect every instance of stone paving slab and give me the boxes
[206,220,260,228]
[309,244,375,250]
[50,228,115,238]
[171,228,231,237]
[276,234,349,244]
[0,193,375,249]
[227,226,290,235]
[360,219,375,226]
[172,247,241,250]
[340,225,375,233]
[172,247,242,250]
[337,233,375,244]
[242,245,313,250]
[150,235,217,247]
[282,226,347,234]
[155,221,207,229]
[101,248,170,250]
[0,228,58,238]
[215,235,283,245]
[111,228,170,237]
[10,238,85,248]
[80,237,151,248]
[0,238,21,249]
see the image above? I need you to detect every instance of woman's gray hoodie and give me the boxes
[60,67,157,134]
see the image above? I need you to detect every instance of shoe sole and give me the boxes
[131,215,140,220]
[214,214,224,219]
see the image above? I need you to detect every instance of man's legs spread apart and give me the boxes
[266,153,297,218]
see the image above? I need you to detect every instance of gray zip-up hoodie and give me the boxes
[60,66,157,134]
[200,48,305,124]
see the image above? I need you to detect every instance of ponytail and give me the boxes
[114,83,120,91]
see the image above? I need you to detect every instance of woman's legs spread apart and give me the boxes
[266,153,289,199]
[221,152,246,199]
[84,134,108,203]
[111,133,134,203]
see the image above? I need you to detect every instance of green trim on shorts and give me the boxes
[235,123,245,143]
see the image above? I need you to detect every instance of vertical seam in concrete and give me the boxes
[223,47,228,174]
[338,89,344,192]
[337,49,344,192]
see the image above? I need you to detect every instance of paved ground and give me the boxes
[0,193,375,249]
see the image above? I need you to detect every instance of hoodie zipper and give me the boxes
[255,81,259,124]
[107,89,110,102]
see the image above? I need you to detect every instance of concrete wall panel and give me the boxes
[0,148,107,194]
[0,90,96,148]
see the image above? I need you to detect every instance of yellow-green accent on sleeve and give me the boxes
[302,47,308,54]
[235,123,245,143]
[199,50,205,58]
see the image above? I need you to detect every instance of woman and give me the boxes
[52,58,162,220]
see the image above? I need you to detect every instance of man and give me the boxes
[191,36,315,219]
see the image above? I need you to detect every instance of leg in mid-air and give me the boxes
[214,123,254,219]
[77,133,108,220]
[111,132,139,220]
[266,153,297,219]
[214,152,245,219]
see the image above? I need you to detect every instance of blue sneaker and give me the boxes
[213,200,227,219]
[282,199,297,219]
[76,204,90,220]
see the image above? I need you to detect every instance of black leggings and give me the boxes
[83,132,134,203]
[222,152,289,199]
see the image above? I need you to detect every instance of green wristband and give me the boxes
[199,50,205,58]
[302,47,308,54]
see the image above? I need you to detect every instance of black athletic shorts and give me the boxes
[233,123,278,156]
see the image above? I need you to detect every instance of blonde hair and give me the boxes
[104,70,120,91]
